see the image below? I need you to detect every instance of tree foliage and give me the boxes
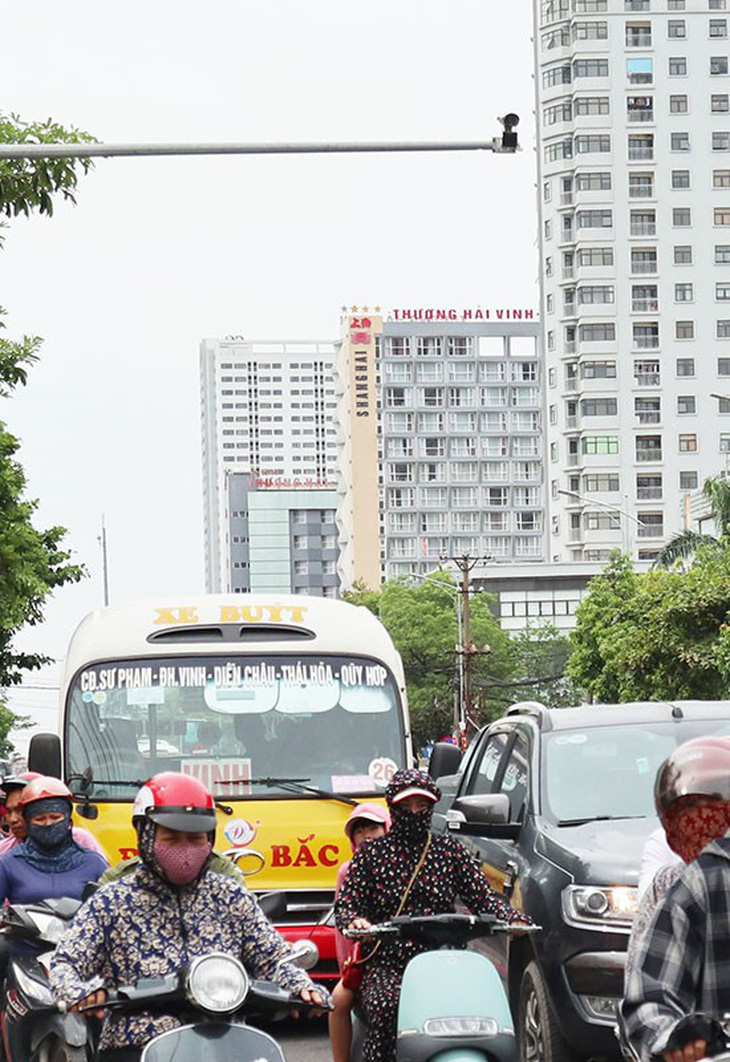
[0,112,94,221]
[654,474,730,569]
[0,112,92,743]
[568,549,730,702]
[344,576,577,748]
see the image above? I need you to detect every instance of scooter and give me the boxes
[0,896,92,1062]
[70,939,328,1061]
[346,912,539,1062]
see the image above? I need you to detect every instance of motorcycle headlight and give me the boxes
[562,886,638,931]
[28,912,68,945]
[186,954,249,1014]
[13,965,53,1006]
[424,1017,500,1037]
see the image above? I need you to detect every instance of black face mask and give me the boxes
[390,806,433,846]
[27,818,71,851]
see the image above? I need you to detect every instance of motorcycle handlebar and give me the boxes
[343,915,540,939]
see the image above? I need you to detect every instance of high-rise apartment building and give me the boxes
[200,337,338,591]
[534,0,730,562]
[335,311,545,587]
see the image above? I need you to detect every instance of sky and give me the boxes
[1,1,540,752]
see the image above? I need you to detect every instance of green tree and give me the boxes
[506,623,582,709]
[0,112,93,745]
[654,474,730,568]
[568,548,730,702]
[346,576,513,748]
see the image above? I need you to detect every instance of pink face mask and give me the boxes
[153,840,212,885]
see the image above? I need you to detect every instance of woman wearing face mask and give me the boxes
[50,771,327,1062]
[0,776,108,905]
[335,767,531,1062]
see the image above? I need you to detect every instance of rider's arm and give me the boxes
[333,845,373,931]
[236,887,317,996]
[619,870,705,1062]
[49,891,110,1007]
[450,838,532,924]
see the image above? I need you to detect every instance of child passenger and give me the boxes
[329,802,391,1062]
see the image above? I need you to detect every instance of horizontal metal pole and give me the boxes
[0,139,512,160]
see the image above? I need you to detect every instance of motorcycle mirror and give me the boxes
[281,939,319,972]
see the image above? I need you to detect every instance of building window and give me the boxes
[719,357,730,374]
[676,358,695,376]
[674,244,693,264]
[714,170,730,187]
[583,435,619,454]
[581,398,618,416]
[680,471,699,489]
[668,0,685,7]
[575,135,612,154]
[677,395,696,414]
[711,56,729,74]
[721,434,730,452]
[716,208,730,225]
[627,57,653,85]
[670,95,689,113]
[582,360,617,378]
[626,23,652,47]
[676,320,695,339]
[710,19,728,36]
[668,20,687,37]
[574,172,612,191]
[679,434,698,452]
[717,282,730,300]
[712,94,730,112]
[672,170,691,188]
[669,57,687,76]
[573,59,610,77]
[574,97,610,116]
[578,247,614,266]
[573,20,608,39]
[634,323,660,347]
[675,283,694,302]
[673,206,692,225]
[580,323,616,342]
[629,173,654,197]
[719,320,730,337]
[671,132,691,152]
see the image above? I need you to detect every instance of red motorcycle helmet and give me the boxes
[655,736,730,821]
[18,776,74,808]
[132,772,217,836]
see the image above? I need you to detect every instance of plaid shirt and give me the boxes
[620,836,730,1061]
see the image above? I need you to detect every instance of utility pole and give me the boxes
[99,516,110,607]
[440,553,490,745]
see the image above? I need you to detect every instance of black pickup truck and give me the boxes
[429,699,730,1062]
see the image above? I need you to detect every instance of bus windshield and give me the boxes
[66,654,404,800]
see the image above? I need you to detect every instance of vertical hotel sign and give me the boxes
[346,312,382,589]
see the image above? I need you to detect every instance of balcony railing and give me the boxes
[637,523,664,537]
[567,453,580,466]
[565,415,578,429]
[629,145,654,160]
[636,448,662,461]
[636,410,661,424]
[628,110,655,123]
[635,373,660,386]
[561,192,573,206]
[565,340,576,352]
[632,298,659,311]
[631,261,658,274]
[630,222,656,236]
[563,265,574,279]
[626,33,653,46]
[629,186,654,198]
[634,335,660,349]
[637,487,663,500]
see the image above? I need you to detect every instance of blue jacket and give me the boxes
[0,845,108,905]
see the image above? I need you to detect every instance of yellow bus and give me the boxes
[28,594,411,977]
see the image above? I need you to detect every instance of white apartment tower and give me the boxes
[534,0,730,562]
[200,337,338,591]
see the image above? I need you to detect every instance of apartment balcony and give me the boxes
[636,448,662,462]
[628,110,655,123]
[628,146,654,160]
[632,298,660,312]
[565,340,576,353]
[636,411,661,425]
[567,453,581,467]
[631,261,658,275]
[637,523,664,538]
[565,415,578,429]
[635,372,661,387]
[634,336,660,350]
[630,223,657,237]
[637,487,663,500]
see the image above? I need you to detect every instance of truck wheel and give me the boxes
[518,961,576,1062]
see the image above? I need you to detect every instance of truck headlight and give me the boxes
[186,954,249,1013]
[562,886,637,930]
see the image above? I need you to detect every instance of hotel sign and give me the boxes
[390,307,538,321]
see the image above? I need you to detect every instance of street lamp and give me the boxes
[557,488,642,555]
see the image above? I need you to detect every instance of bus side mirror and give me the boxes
[28,733,62,778]
[428,742,463,782]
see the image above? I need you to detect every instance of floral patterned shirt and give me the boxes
[50,864,314,1051]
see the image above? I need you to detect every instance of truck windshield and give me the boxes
[66,654,404,799]
[544,719,730,824]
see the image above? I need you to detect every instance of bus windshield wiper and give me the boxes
[225,776,358,806]
[556,814,642,826]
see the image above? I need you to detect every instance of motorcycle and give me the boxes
[345,912,540,1062]
[69,938,328,1061]
[0,896,92,1062]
